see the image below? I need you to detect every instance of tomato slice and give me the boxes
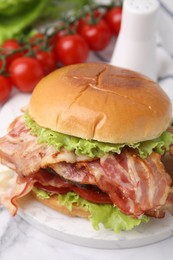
[34,182,112,204]
[72,186,112,204]
[34,182,71,194]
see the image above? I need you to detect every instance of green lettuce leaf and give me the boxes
[0,0,89,44]
[0,0,49,44]
[58,192,149,233]
[33,188,149,233]
[25,113,173,158]
[32,187,50,199]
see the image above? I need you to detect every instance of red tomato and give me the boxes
[104,7,122,37]
[76,18,87,33]
[30,33,45,51]
[55,29,69,41]
[34,183,71,194]
[50,30,68,57]
[0,75,12,103]
[80,19,112,51]
[93,8,102,18]
[76,9,102,33]
[2,39,23,65]
[35,50,57,75]
[30,33,44,44]
[9,57,44,92]
[50,20,76,43]
[55,34,89,65]
[2,39,21,50]
[34,182,112,204]
[72,186,112,204]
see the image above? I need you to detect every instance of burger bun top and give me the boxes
[28,63,172,144]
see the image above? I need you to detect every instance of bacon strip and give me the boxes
[0,116,172,218]
[51,152,171,217]
[100,153,171,217]
[0,168,34,215]
[0,167,74,215]
[0,116,92,177]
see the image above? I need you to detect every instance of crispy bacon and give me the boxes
[0,167,111,215]
[0,116,172,218]
[0,169,34,215]
[32,169,74,188]
[0,116,92,176]
[51,152,172,217]
[0,168,74,215]
[99,153,171,217]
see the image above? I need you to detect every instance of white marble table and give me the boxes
[0,207,173,260]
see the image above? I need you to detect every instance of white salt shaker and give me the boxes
[110,0,159,81]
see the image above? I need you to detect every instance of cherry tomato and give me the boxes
[76,9,102,33]
[35,50,57,75]
[2,39,23,66]
[80,19,112,51]
[9,57,44,92]
[104,7,122,37]
[50,29,69,59]
[50,19,76,43]
[76,18,87,34]
[55,34,89,65]
[54,29,69,41]
[0,75,12,103]
[30,33,45,44]
[30,33,46,51]
[2,39,21,50]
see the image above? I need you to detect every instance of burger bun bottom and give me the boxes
[31,189,89,218]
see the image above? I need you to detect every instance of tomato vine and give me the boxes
[0,0,122,102]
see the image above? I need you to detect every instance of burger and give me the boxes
[0,62,173,233]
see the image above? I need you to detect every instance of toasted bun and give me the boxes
[31,190,89,218]
[28,63,172,143]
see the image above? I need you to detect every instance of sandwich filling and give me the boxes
[1,62,173,233]
[0,113,173,233]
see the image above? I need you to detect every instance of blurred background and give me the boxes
[0,0,173,104]
[158,0,173,56]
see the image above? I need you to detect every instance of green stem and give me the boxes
[0,55,6,74]
[0,0,123,64]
